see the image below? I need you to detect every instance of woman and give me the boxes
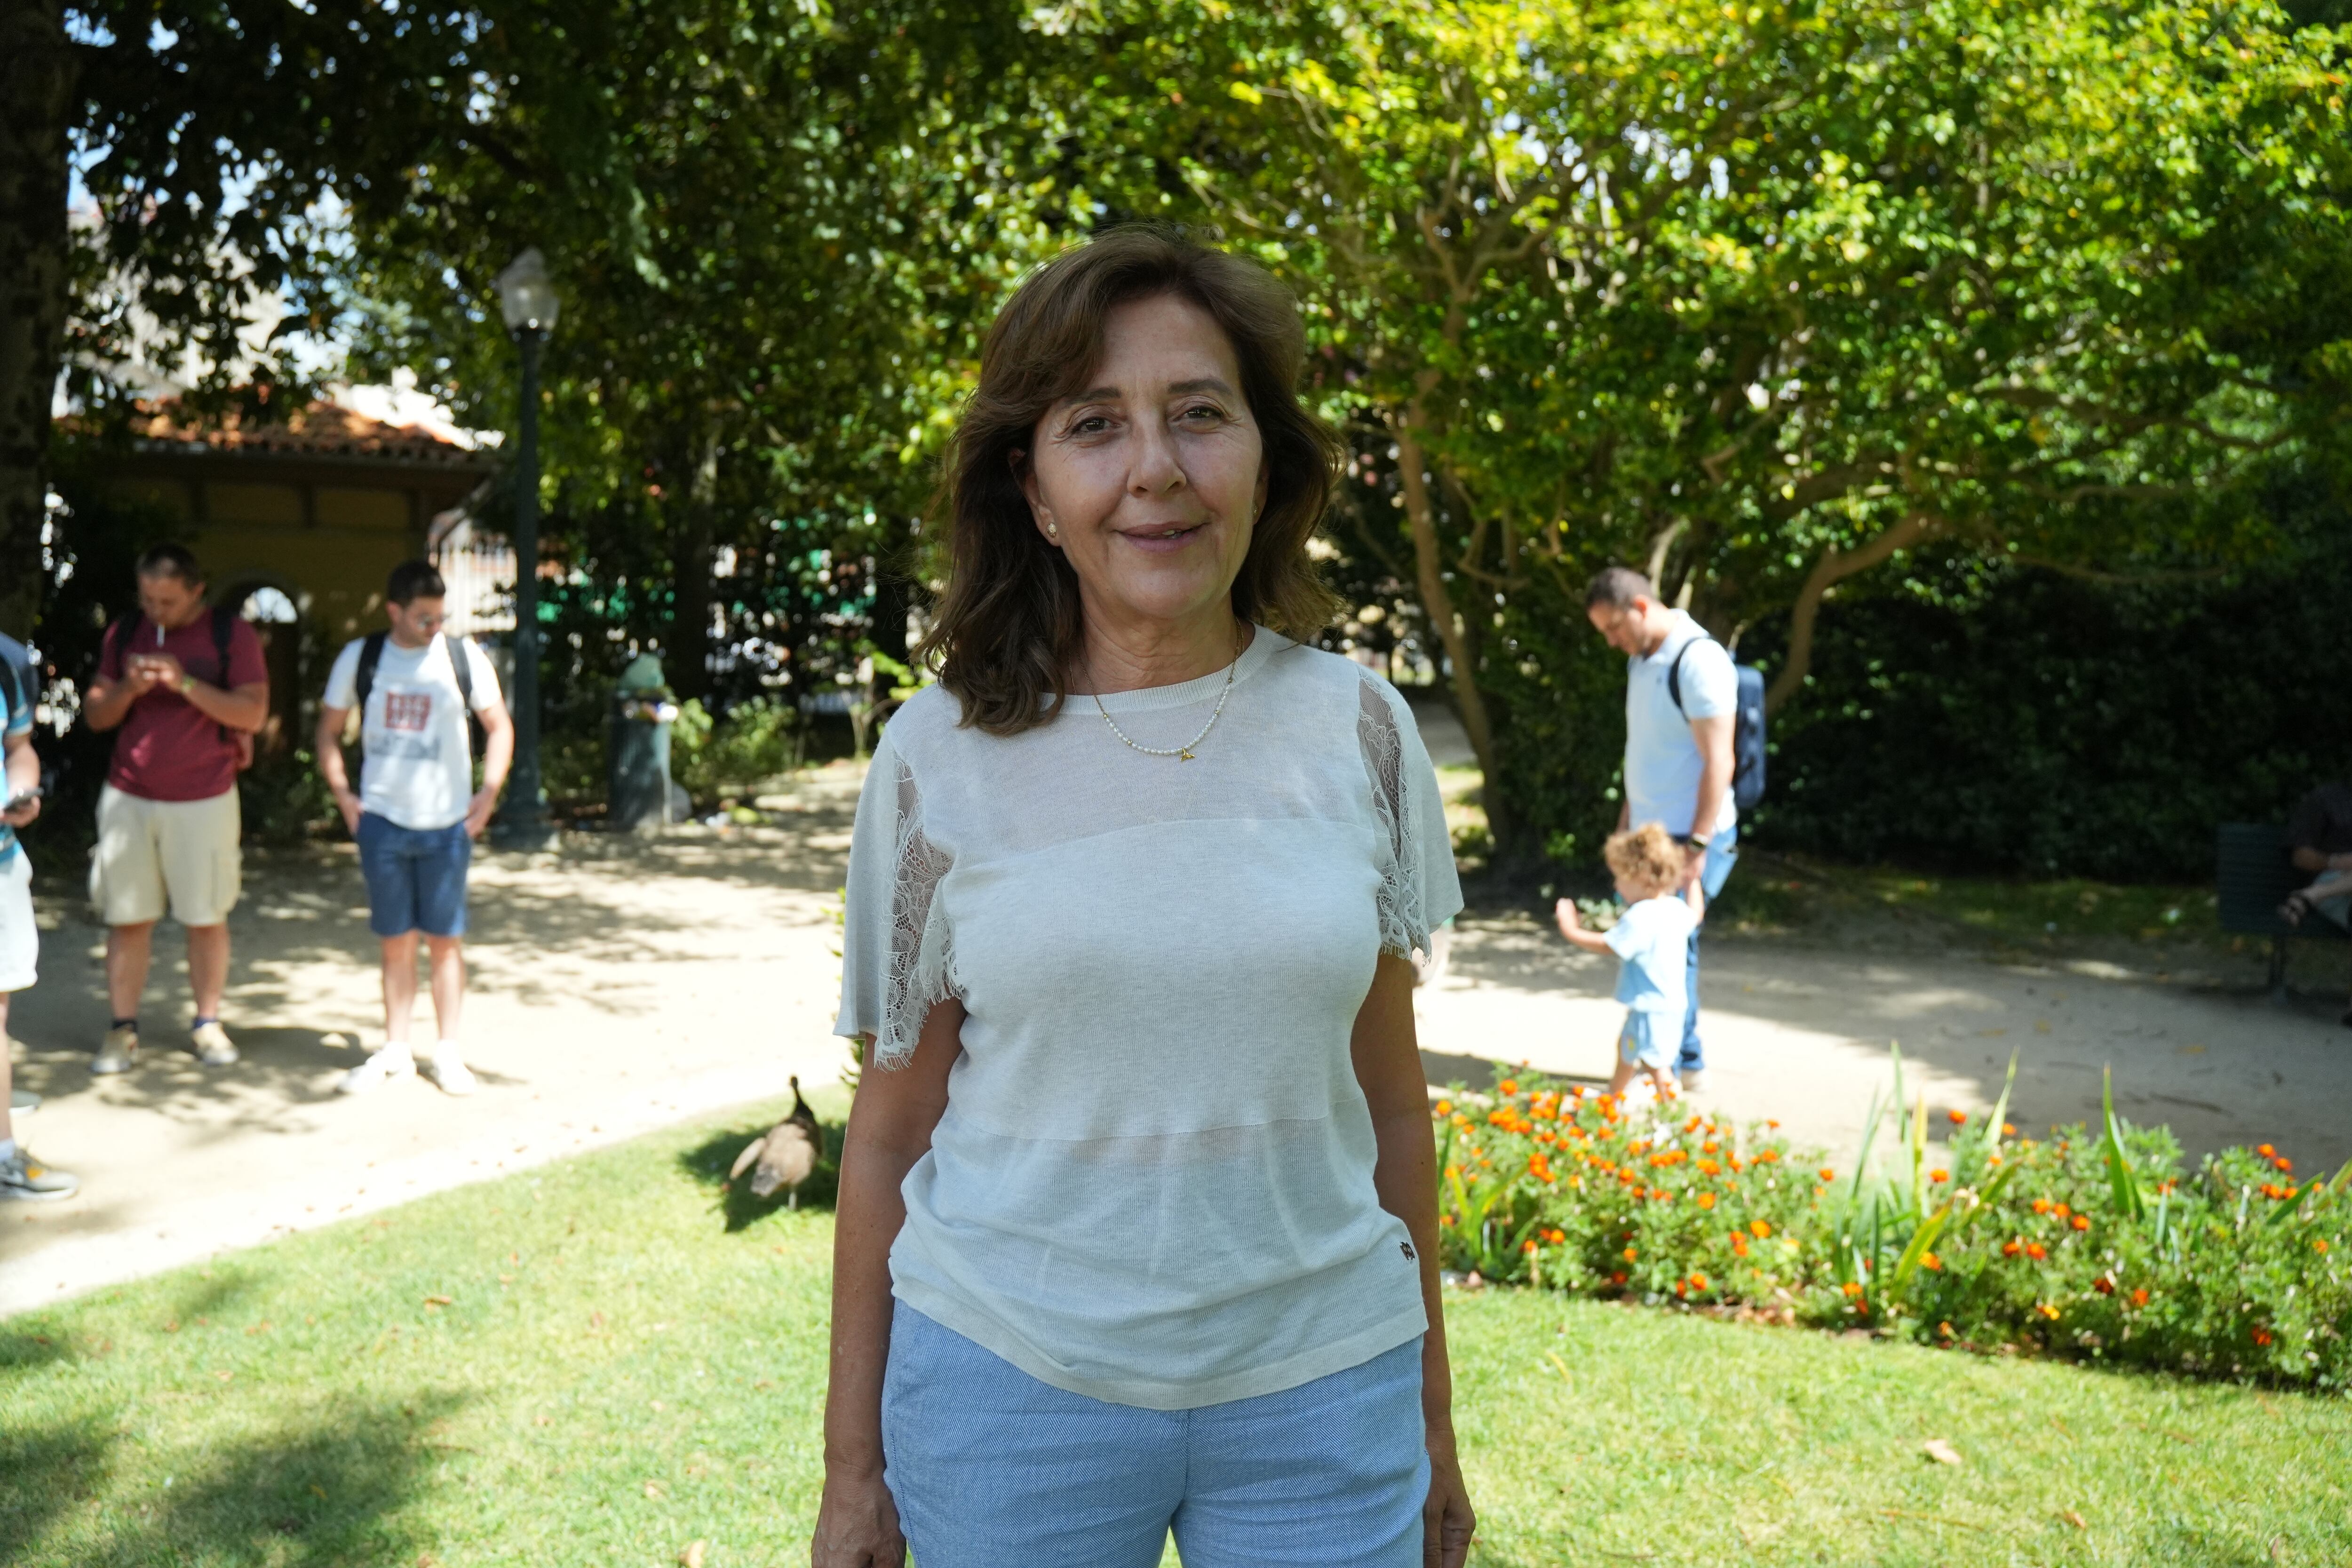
[813,229,1476,1568]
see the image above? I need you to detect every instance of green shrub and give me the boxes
[1434,1055,2351,1389]
[671,696,800,801]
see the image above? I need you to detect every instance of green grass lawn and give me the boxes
[6,1102,2348,1568]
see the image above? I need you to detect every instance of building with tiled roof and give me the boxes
[77,395,502,755]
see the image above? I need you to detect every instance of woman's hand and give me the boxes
[810,1464,905,1568]
[1423,1422,1476,1568]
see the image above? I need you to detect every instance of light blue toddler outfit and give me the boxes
[1605,892,1700,1069]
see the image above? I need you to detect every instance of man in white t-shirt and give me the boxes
[1586,566,1740,1092]
[316,561,512,1097]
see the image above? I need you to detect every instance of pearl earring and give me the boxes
[1046,522,1059,539]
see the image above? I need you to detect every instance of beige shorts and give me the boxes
[0,849,35,992]
[90,784,242,928]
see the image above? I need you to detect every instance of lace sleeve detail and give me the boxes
[1358,675,1432,961]
[877,759,955,1069]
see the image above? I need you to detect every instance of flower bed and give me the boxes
[1432,1054,2351,1389]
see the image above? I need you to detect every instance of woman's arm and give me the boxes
[1351,953,1476,1568]
[810,999,964,1568]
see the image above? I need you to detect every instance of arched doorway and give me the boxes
[222,581,304,760]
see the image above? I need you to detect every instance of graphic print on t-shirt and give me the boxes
[374,687,443,761]
[385,691,433,732]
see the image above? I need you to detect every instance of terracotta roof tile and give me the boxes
[115,398,490,467]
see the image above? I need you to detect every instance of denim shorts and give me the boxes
[355,813,471,938]
[881,1300,1428,1568]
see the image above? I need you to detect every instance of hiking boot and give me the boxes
[337,1047,415,1096]
[190,1021,239,1067]
[0,1145,80,1202]
[426,1051,476,1098]
[91,1025,139,1076]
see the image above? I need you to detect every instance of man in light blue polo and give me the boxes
[1586,566,1739,1092]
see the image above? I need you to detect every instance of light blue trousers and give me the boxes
[881,1301,1429,1568]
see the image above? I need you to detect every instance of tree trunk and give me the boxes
[1764,510,1939,715]
[1392,413,1512,849]
[0,0,72,642]
[669,432,719,700]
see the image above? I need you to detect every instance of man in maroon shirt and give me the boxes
[80,545,269,1074]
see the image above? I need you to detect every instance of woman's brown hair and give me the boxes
[917,227,1343,735]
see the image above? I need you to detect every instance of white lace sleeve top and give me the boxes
[834,630,1463,1409]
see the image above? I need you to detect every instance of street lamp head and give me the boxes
[495,248,560,334]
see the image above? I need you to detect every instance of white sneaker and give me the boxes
[338,1048,415,1096]
[428,1051,475,1097]
[1679,1068,1709,1094]
[190,1020,239,1067]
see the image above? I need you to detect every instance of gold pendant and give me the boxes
[1179,748,1196,761]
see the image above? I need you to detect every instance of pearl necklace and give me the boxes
[1091,635,1244,762]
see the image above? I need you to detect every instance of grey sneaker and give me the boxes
[0,1146,80,1202]
[190,1021,239,1067]
[1678,1068,1709,1094]
[91,1025,139,1075]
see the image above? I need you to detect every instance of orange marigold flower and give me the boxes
[2032,1198,2054,1215]
[1750,1220,1772,1239]
[1432,1100,1452,1116]
[1920,1252,1943,1271]
[1697,1191,1717,1209]
[2002,1239,2023,1258]
[1611,1271,1627,1284]
[2274,1156,2293,1173]
[2026,1242,2048,1260]
[2070,1214,2090,1231]
[2036,1303,2061,1321]
[2093,1277,2115,1295]
[2257,1143,2276,1157]
[2252,1327,2273,1347]
[1841,1281,1864,1299]
[1623,1246,1639,1262]
[1702,1140,1719,1155]
[1685,1115,1703,1133]
[1544,1228,1566,1245]
[1947,1108,1967,1125]
[1697,1159,1721,1176]
[1930,1169,1949,1184]
[2130,1287,2149,1307]
[1766,1119,1781,1129]
[2002,1122,2017,1137]
[1688,1272,1709,1291]
[1819,1168,1837,1183]
[1732,1235,1750,1257]
[1755,1149,1780,1163]
[2317,1240,2331,1255]
[1498,1079,1519,1096]
[2054,1203,2071,1220]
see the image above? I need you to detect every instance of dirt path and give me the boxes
[1419,911,2352,1174]
[8,753,2344,1318]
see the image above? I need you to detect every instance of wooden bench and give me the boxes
[2216,821,2350,999]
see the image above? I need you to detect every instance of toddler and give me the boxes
[1554,822,1705,1101]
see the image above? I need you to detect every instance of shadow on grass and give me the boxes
[676,1117,846,1231]
[0,1392,462,1567]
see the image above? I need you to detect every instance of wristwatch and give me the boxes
[1688,831,1713,850]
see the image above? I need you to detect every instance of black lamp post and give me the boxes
[489,247,559,851]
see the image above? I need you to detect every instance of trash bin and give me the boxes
[608,654,681,834]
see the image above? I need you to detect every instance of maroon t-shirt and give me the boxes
[99,613,269,802]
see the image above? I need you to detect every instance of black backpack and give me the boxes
[1665,635,1768,812]
[351,632,480,782]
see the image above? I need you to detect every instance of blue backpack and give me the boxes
[1666,637,1768,812]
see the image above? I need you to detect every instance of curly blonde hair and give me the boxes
[1604,822,1685,898]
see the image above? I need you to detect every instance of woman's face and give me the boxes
[1017,293,1269,634]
